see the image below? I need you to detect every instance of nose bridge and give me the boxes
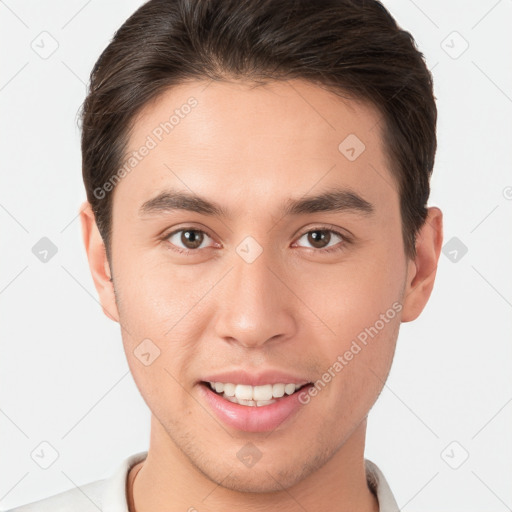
[213,238,296,347]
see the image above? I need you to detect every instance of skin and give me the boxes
[80,79,443,512]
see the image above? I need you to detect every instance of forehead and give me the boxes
[112,79,396,218]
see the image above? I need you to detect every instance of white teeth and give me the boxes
[235,384,253,401]
[225,395,276,407]
[284,383,296,395]
[253,384,273,401]
[272,383,285,397]
[255,399,275,406]
[207,381,307,404]
[223,383,236,397]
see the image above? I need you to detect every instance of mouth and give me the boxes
[200,381,312,407]
[199,379,314,432]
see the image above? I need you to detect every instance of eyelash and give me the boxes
[163,226,350,256]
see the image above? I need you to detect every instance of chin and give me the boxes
[214,469,303,494]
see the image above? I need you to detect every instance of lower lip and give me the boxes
[199,383,312,433]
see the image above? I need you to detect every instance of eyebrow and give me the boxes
[139,187,375,219]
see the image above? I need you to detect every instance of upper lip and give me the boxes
[201,369,311,387]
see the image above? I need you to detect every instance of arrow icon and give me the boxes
[442,236,467,263]
[31,441,59,469]
[236,236,263,263]
[339,134,365,161]
[134,339,161,365]
[32,237,58,262]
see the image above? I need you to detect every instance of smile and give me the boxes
[205,381,309,407]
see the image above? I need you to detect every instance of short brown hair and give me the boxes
[81,0,436,264]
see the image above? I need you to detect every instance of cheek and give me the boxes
[291,247,403,405]
[112,254,211,391]
[118,299,198,420]
[113,244,200,331]
[294,249,405,342]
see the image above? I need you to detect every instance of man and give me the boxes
[7,0,442,510]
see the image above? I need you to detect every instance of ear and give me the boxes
[401,206,443,323]
[79,200,120,323]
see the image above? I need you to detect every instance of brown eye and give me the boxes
[307,230,332,249]
[180,229,204,249]
[295,228,346,253]
[166,228,213,252]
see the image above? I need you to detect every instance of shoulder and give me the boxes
[2,479,106,512]
[2,450,148,512]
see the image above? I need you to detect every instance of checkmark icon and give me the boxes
[30,31,59,59]
[32,237,58,263]
[134,338,161,366]
[440,31,469,59]
[338,134,365,161]
[236,236,263,263]
[440,441,469,469]
[30,441,59,469]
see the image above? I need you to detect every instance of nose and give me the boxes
[212,243,297,349]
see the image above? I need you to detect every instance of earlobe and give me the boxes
[401,207,443,323]
[79,200,120,323]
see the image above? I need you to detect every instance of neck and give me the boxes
[129,416,379,512]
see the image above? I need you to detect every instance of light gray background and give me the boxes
[1,0,511,510]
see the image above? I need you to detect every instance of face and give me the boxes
[85,79,427,492]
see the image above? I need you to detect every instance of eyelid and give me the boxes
[292,225,350,250]
[163,223,351,255]
[294,224,352,242]
[163,225,220,252]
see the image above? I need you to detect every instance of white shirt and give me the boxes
[4,451,400,512]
